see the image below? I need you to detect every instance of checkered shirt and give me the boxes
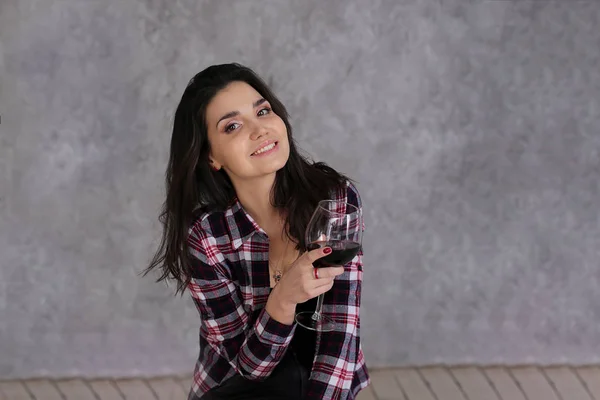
[186,181,370,399]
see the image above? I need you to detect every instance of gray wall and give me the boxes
[1,0,599,379]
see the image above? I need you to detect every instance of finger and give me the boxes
[321,279,336,295]
[305,246,332,264]
[311,277,336,291]
[312,266,345,279]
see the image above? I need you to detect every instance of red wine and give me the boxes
[307,240,361,268]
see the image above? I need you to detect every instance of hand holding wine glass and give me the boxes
[272,247,345,307]
[295,199,363,332]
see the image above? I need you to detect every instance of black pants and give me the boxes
[200,349,310,400]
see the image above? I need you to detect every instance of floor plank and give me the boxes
[482,367,527,400]
[7,366,600,400]
[356,384,378,400]
[0,381,32,400]
[24,379,63,400]
[544,367,592,400]
[146,377,187,400]
[511,367,560,400]
[370,369,404,400]
[175,377,192,396]
[576,367,600,399]
[55,379,97,400]
[420,367,467,400]
[451,367,500,400]
[88,379,124,400]
[115,379,157,399]
[395,369,435,400]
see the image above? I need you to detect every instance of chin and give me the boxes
[261,145,289,173]
[275,148,290,170]
[264,156,288,175]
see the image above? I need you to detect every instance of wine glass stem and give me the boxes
[311,293,325,321]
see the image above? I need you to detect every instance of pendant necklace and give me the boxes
[271,239,292,286]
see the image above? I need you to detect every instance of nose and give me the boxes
[249,121,268,141]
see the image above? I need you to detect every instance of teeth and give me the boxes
[253,143,276,155]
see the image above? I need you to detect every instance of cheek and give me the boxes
[209,136,239,166]
[275,118,289,141]
[277,117,287,132]
[223,138,250,166]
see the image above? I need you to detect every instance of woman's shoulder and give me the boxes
[346,180,362,208]
[331,180,362,207]
[189,206,228,242]
[187,207,232,272]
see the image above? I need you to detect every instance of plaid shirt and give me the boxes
[186,181,370,399]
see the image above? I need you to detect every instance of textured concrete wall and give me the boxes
[1,0,599,379]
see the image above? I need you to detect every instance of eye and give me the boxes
[224,122,240,133]
[257,107,271,116]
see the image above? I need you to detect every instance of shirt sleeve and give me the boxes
[187,225,296,381]
[305,181,366,399]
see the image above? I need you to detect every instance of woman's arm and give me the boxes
[187,225,297,381]
[305,181,365,399]
[306,253,363,399]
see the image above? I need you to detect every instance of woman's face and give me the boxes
[205,81,290,183]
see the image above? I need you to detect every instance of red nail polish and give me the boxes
[323,247,332,254]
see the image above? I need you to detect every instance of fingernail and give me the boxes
[323,247,332,254]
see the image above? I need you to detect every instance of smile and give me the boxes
[251,141,278,156]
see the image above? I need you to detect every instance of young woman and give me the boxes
[146,63,370,399]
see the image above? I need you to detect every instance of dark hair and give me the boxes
[144,63,349,294]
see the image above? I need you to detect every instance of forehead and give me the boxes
[206,81,262,119]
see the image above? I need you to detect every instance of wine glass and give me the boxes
[295,199,363,332]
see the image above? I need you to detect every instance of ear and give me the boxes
[208,157,222,171]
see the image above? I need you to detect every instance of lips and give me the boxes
[251,140,278,156]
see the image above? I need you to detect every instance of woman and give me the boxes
[146,63,370,399]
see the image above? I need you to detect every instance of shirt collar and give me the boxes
[224,197,266,250]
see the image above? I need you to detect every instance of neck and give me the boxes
[233,173,282,233]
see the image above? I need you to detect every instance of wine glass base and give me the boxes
[295,311,336,332]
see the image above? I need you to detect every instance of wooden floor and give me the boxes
[1,366,599,399]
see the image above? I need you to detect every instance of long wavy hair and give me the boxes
[145,63,349,294]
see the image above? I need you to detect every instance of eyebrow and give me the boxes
[216,98,268,128]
